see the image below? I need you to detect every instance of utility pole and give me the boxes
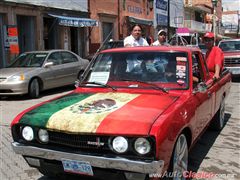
[212,0,218,46]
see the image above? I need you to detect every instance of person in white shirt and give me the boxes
[124,24,149,47]
[152,29,169,46]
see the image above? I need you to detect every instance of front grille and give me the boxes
[13,124,156,160]
[224,57,240,65]
[48,131,110,150]
[0,89,13,93]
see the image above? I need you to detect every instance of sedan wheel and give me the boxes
[211,97,225,130]
[29,79,40,98]
[172,134,188,180]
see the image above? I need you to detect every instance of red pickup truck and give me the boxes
[11,46,231,180]
[218,39,240,77]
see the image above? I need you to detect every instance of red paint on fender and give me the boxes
[96,94,178,135]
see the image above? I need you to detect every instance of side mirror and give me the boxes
[193,82,207,94]
[44,62,54,68]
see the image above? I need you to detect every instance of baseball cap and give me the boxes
[204,32,214,38]
[158,29,167,35]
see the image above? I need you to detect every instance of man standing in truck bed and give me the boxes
[203,32,224,79]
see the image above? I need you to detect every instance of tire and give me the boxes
[28,78,40,98]
[168,134,188,180]
[211,97,225,130]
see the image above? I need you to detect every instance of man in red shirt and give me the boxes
[204,32,224,79]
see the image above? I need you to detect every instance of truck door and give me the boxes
[191,52,213,138]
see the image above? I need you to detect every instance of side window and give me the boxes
[61,52,78,64]
[192,52,204,87]
[48,52,62,65]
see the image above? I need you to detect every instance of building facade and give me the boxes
[0,0,97,68]
[89,0,154,53]
[222,10,240,38]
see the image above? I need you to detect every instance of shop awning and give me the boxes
[128,16,153,26]
[48,14,98,27]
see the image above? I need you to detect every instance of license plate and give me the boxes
[62,159,93,176]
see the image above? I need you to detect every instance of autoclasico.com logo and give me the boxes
[149,171,236,179]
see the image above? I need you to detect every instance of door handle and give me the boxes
[207,92,212,98]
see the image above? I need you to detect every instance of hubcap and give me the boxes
[173,134,188,180]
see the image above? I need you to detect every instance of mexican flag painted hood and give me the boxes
[18,92,178,135]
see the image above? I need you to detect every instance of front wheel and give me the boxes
[28,78,40,98]
[169,134,188,180]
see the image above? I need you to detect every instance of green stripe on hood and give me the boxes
[19,93,92,127]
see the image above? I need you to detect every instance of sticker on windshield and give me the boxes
[88,72,110,85]
[176,70,186,79]
[176,57,187,62]
[177,79,185,85]
[176,59,187,79]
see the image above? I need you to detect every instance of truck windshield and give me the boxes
[81,51,189,90]
[219,41,240,52]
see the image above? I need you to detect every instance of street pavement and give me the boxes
[0,83,239,180]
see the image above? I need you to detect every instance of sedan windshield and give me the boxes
[9,53,48,67]
[81,51,189,90]
[219,41,240,52]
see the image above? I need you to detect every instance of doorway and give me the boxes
[70,27,85,57]
[43,17,58,50]
[17,15,36,53]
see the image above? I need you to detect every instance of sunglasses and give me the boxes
[204,38,213,43]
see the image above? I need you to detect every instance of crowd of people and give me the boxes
[123,24,224,80]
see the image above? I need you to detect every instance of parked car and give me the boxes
[218,39,240,77]
[0,50,89,98]
[11,46,231,180]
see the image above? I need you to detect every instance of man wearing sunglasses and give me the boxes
[204,32,224,79]
[152,29,169,46]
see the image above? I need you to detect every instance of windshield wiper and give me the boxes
[119,78,168,93]
[79,81,117,91]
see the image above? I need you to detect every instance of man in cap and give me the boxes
[203,32,224,79]
[152,29,169,46]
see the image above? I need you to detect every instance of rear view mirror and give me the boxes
[44,62,53,68]
[193,82,207,94]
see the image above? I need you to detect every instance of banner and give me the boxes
[7,25,19,54]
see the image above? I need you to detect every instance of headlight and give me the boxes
[8,74,25,82]
[134,138,151,155]
[22,126,34,141]
[112,136,128,153]
[38,129,49,143]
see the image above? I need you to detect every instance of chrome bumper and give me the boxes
[12,142,164,174]
[0,81,28,95]
[225,67,240,75]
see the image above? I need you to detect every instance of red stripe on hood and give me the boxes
[96,94,177,135]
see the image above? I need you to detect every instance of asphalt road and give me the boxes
[0,82,239,180]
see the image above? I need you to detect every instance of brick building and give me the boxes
[89,0,154,53]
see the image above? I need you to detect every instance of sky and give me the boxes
[222,0,240,11]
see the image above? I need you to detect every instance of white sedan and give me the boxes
[0,50,89,98]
